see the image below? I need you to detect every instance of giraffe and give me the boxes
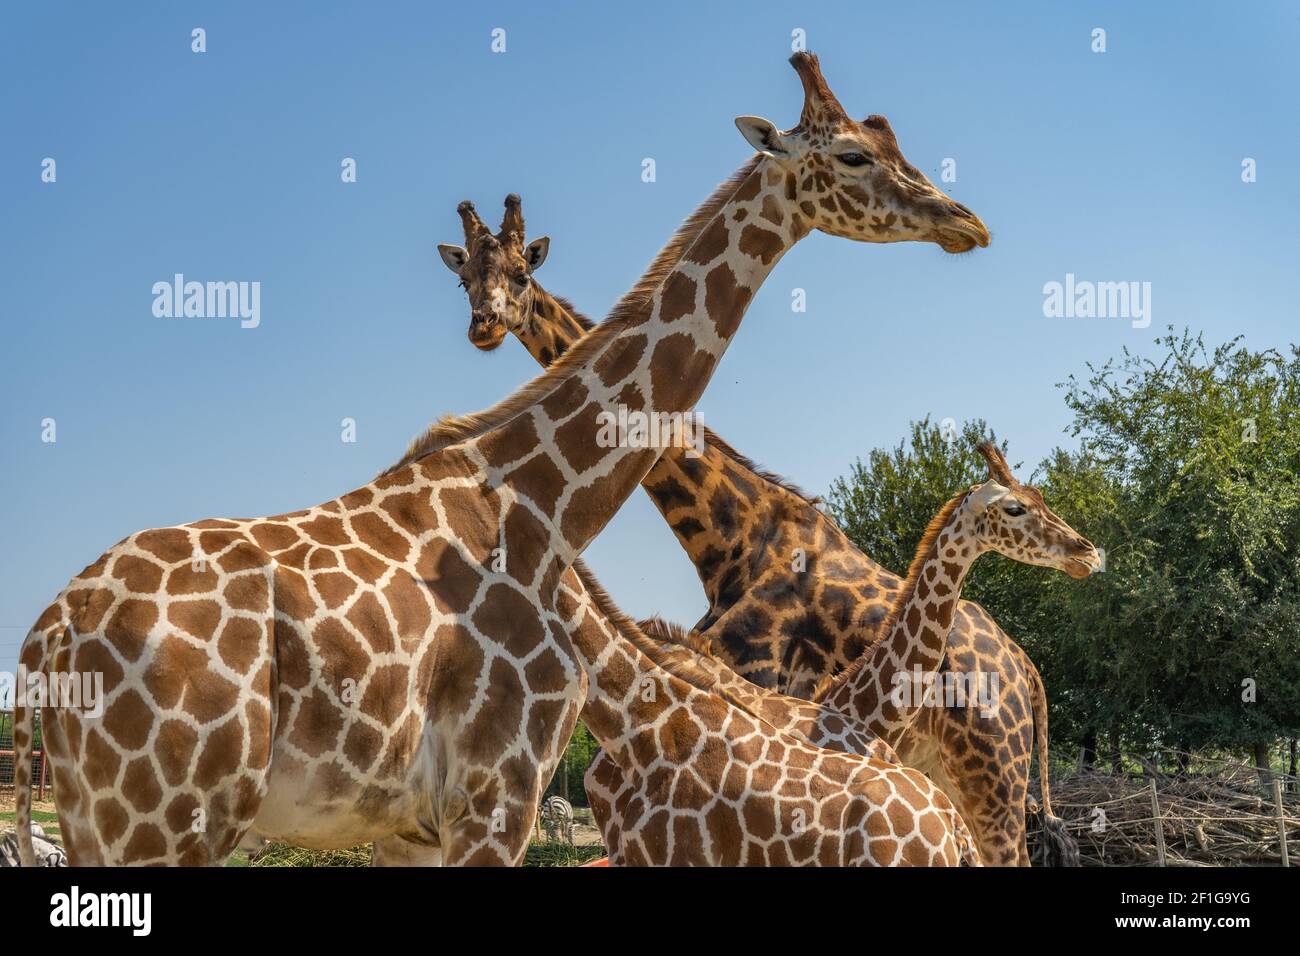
[583,443,1099,865]
[437,194,586,364]
[13,51,987,867]
[437,201,1081,864]
[811,444,1101,734]
[565,560,980,866]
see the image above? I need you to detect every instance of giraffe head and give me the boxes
[963,442,1102,579]
[436,195,550,350]
[735,53,990,253]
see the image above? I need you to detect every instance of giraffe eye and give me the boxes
[836,152,873,167]
[1003,502,1027,517]
[513,273,530,286]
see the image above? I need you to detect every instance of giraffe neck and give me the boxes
[576,634,693,759]
[642,440,812,614]
[569,565,853,767]
[515,288,591,366]
[564,565,721,762]
[494,260,860,680]
[473,158,803,568]
[500,282,801,610]
[822,493,983,740]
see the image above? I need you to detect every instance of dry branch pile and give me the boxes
[1027,756,1299,867]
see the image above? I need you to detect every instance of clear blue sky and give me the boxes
[2,1,1297,686]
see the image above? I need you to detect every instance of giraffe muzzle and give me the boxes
[936,217,991,253]
[1065,546,1103,579]
[469,315,508,350]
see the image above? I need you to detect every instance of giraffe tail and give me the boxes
[13,631,43,868]
[1026,657,1080,867]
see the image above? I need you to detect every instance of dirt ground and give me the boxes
[0,791,57,817]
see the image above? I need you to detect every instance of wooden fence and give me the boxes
[1027,749,1298,866]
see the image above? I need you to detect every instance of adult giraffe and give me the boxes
[14,51,985,866]
[438,203,1081,864]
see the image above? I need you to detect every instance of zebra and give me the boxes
[0,824,66,867]
[539,795,574,844]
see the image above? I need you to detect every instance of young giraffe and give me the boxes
[563,560,980,866]
[13,51,985,867]
[812,443,1101,733]
[438,202,1081,865]
[586,443,1100,860]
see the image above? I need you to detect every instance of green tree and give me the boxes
[1058,330,1300,771]
[546,721,599,806]
[826,332,1300,772]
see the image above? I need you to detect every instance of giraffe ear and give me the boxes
[525,236,550,271]
[437,243,468,273]
[968,480,1010,512]
[735,116,791,158]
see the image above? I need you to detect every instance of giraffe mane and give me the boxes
[635,614,721,660]
[533,235,818,509]
[381,155,764,477]
[571,559,771,712]
[548,293,594,332]
[811,489,967,702]
[701,428,821,505]
[611,154,762,316]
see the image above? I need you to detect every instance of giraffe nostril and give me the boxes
[948,201,975,220]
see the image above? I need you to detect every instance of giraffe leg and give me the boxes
[583,749,626,860]
[436,782,537,866]
[25,646,110,867]
[39,711,104,866]
[438,697,580,866]
[930,727,1031,867]
[56,806,103,867]
[41,607,278,866]
[62,750,274,865]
